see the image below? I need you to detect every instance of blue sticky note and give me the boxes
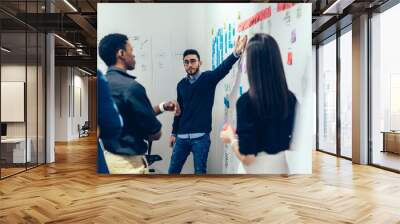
[224,96,230,108]
[228,28,231,48]
[217,45,220,66]
[224,33,228,53]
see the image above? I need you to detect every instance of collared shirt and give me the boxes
[177,133,205,139]
[187,71,201,84]
[107,66,136,78]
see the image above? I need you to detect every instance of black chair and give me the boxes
[144,141,162,172]
[78,121,90,138]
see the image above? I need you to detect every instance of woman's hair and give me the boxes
[246,33,290,120]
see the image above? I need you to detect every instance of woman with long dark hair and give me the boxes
[220,33,297,174]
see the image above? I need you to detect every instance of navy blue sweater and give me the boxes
[172,53,239,135]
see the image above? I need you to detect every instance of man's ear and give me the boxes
[117,49,124,58]
[199,60,202,66]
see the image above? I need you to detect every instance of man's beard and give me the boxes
[187,67,199,76]
[126,64,135,71]
[123,57,135,71]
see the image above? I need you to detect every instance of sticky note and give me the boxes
[224,33,228,53]
[224,96,230,108]
[291,29,296,43]
[287,52,293,65]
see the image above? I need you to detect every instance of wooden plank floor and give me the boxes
[1,136,400,223]
[0,167,26,178]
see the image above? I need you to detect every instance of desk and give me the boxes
[1,138,31,163]
[381,131,400,154]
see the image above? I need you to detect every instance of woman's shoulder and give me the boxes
[288,91,298,105]
[237,91,251,108]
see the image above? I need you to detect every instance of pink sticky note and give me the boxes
[287,52,293,65]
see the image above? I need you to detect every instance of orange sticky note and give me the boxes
[287,52,293,65]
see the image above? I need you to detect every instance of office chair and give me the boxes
[145,141,162,172]
[79,121,90,138]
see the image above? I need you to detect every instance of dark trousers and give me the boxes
[168,134,211,174]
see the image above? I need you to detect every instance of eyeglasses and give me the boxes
[183,59,198,65]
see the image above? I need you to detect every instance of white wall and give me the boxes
[1,66,26,126]
[72,72,89,138]
[1,65,32,138]
[54,67,89,141]
[98,3,313,174]
[1,65,26,81]
[1,64,46,163]
[1,65,26,143]
[55,66,69,141]
[312,45,317,151]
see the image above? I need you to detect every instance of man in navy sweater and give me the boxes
[169,35,247,174]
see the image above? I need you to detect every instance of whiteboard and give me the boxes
[206,4,313,174]
[1,82,25,122]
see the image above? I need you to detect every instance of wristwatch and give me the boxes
[159,102,166,112]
